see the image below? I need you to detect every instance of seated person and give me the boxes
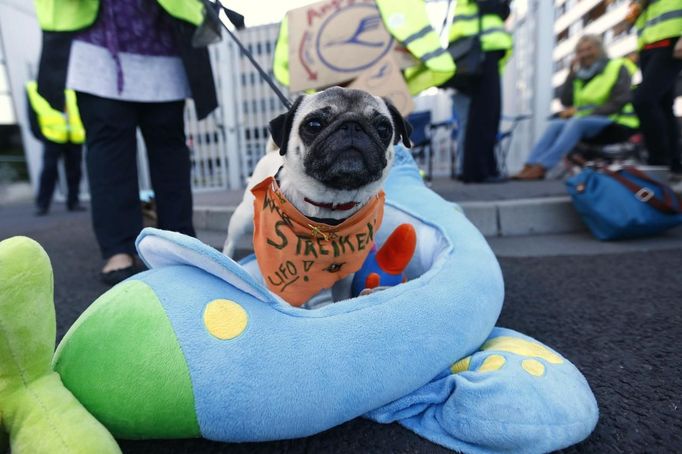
[513,34,639,180]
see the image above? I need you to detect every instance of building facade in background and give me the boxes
[0,43,15,125]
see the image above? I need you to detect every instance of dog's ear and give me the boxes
[382,98,412,148]
[269,96,304,156]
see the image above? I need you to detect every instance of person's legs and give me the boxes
[62,143,84,209]
[525,119,567,164]
[633,47,682,169]
[461,52,502,183]
[529,116,613,170]
[77,92,142,262]
[35,141,63,213]
[138,100,195,237]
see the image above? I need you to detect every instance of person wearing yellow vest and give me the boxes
[375,0,456,95]
[26,81,86,215]
[626,0,682,180]
[514,35,639,181]
[447,0,512,183]
[33,0,220,285]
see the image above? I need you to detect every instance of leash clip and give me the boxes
[307,224,329,241]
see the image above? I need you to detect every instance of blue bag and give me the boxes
[566,165,682,240]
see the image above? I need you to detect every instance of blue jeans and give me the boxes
[527,116,613,169]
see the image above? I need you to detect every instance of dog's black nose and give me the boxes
[340,121,363,133]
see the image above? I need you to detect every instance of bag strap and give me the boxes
[601,165,682,214]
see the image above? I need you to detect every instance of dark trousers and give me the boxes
[77,93,195,259]
[36,141,83,210]
[461,51,503,182]
[633,45,682,173]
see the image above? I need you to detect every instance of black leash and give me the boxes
[199,0,293,110]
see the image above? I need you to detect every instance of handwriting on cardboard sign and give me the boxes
[305,0,360,26]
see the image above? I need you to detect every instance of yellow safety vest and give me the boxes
[26,81,85,144]
[376,0,456,95]
[34,0,204,32]
[273,16,290,87]
[449,0,512,55]
[573,59,640,130]
[635,0,682,48]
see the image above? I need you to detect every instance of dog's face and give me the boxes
[269,87,411,196]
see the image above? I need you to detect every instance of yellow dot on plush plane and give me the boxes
[482,337,564,364]
[477,354,506,372]
[450,356,472,374]
[522,359,546,377]
[203,299,248,340]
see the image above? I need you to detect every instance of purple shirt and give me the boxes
[78,0,180,92]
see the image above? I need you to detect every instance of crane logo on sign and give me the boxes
[288,0,412,91]
[315,4,394,73]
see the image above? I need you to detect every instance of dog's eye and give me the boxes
[375,121,392,140]
[305,119,324,132]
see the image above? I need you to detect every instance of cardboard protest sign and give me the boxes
[349,54,415,116]
[287,0,416,92]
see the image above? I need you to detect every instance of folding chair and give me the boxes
[495,114,531,177]
[567,125,641,167]
[426,104,460,179]
[406,111,433,180]
[444,104,461,179]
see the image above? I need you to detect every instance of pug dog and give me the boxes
[223,87,411,306]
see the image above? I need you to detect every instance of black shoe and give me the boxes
[35,206,49,216]
[100,265,139,286]
[460,175,508,184]
[481,175,509,184]
[67,203,87,212]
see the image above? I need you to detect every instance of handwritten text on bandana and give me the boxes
[251,176,384,306]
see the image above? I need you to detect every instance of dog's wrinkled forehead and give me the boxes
[297,87,389,119]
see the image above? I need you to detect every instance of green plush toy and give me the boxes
[0,236,120,454]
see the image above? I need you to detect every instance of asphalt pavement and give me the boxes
[1,201,681,453]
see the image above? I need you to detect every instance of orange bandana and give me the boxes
[251,176,384,306]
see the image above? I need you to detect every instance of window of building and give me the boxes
[583,1,606,27]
